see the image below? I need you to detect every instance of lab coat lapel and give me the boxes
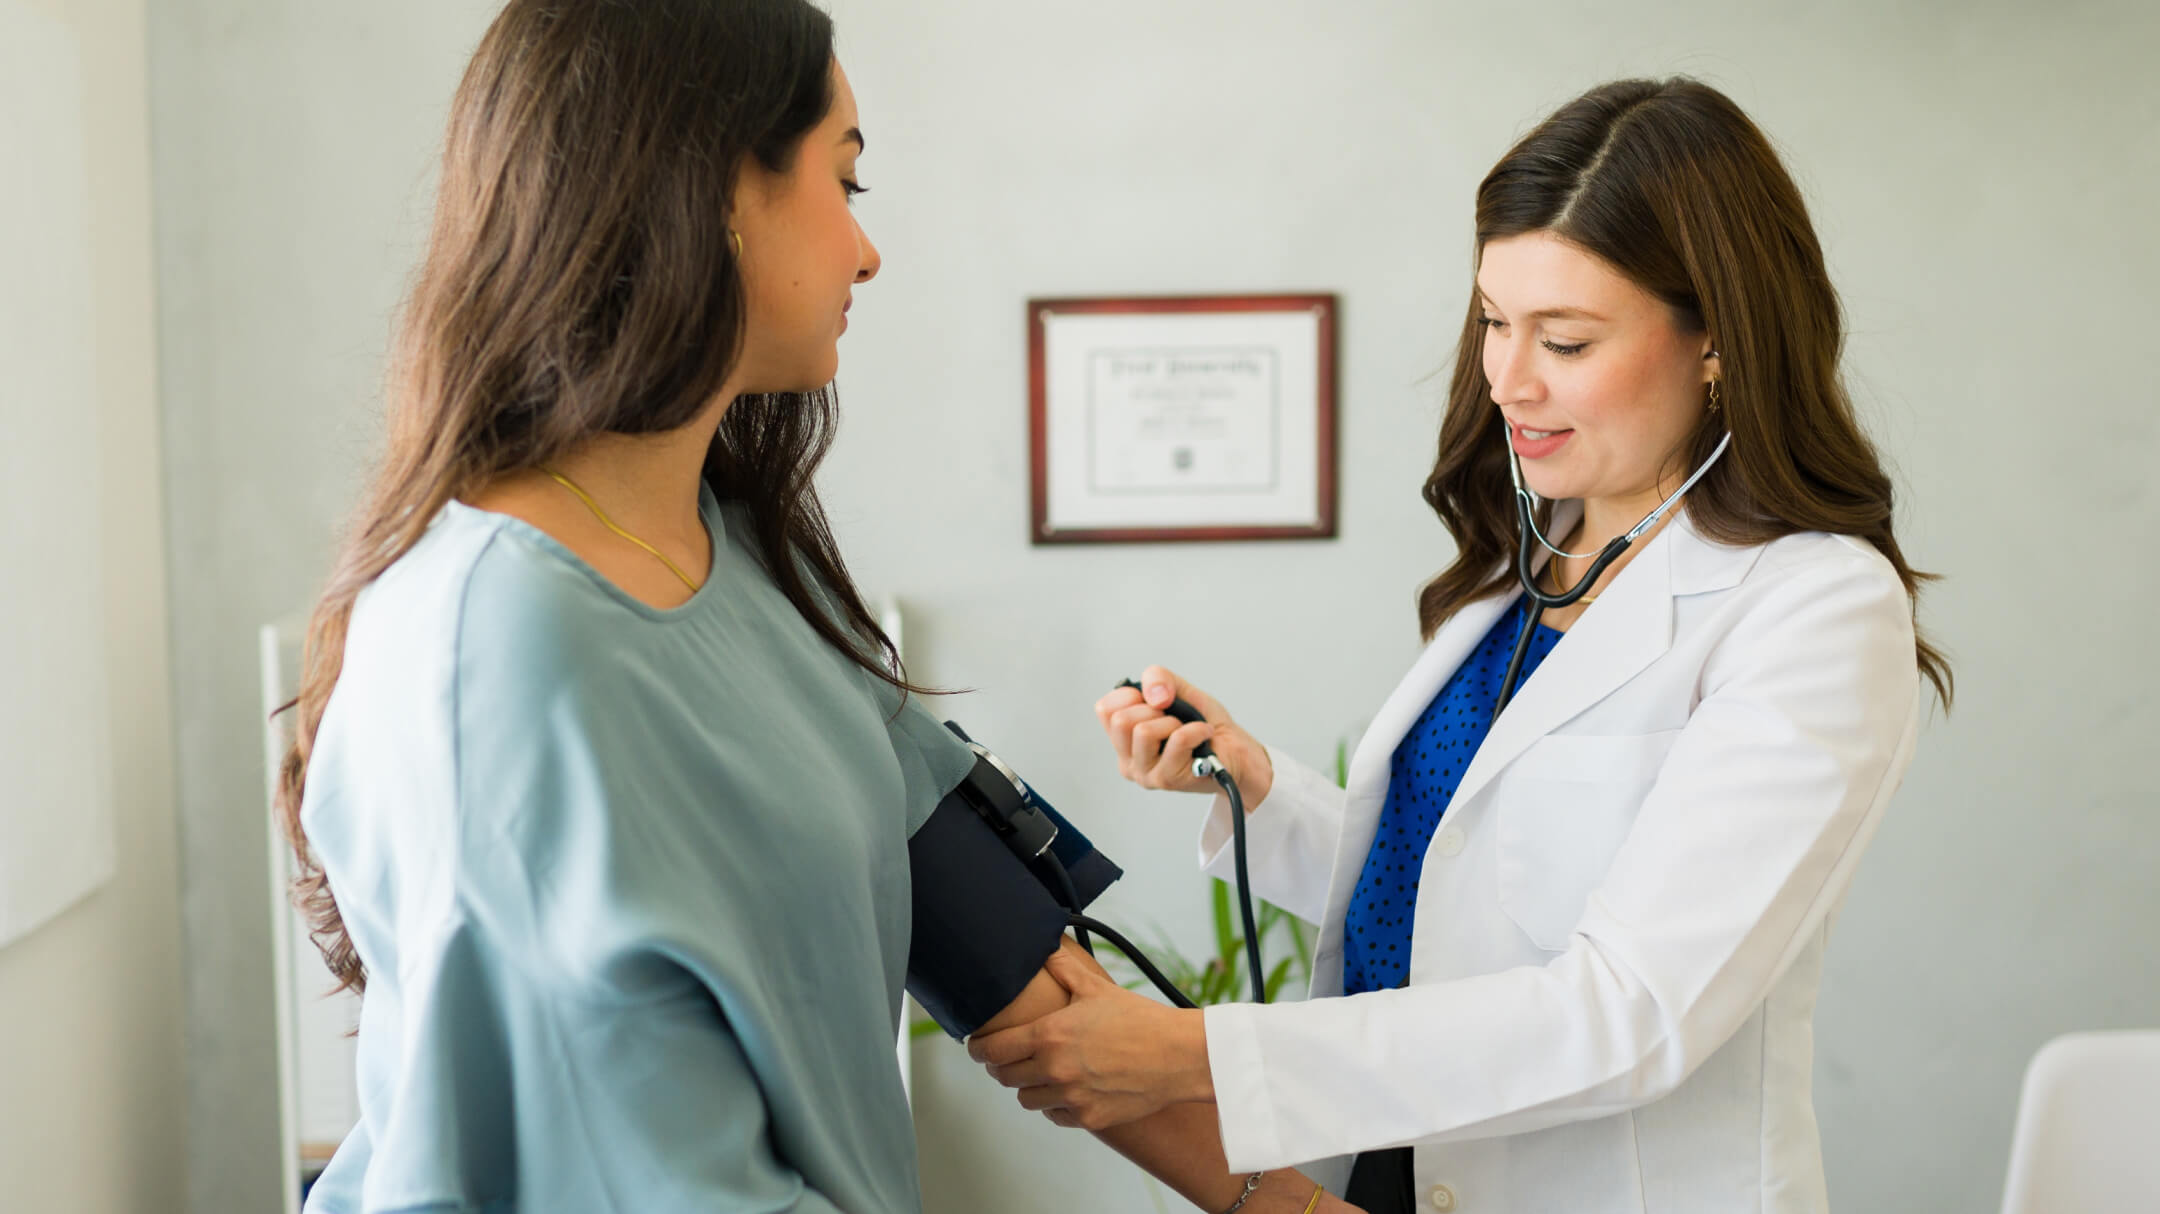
[1446,516,1680,815]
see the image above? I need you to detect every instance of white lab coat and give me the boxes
[1198,507,1921,1214]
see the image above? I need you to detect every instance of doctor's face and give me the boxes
[1477,231,1718,513]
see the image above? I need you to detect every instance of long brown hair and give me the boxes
[1418,77,1951,707]
[276,0,921,996]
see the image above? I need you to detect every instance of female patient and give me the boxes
[280,2,968,1210]
[279,2,1347,1211]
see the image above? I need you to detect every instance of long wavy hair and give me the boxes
[275,0,921,996]
[1418,77,1952,707]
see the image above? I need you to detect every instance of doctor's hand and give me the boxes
[968,948,1214,1132]
[1096,665,1274,805]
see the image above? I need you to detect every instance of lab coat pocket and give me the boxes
[1493,731,1681,951]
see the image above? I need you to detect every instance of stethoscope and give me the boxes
[1494,424,1734,713]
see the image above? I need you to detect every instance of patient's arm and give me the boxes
[971,937,1360,1214]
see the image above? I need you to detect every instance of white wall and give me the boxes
[145,5,499,1210]
[0,0,190,1209]
[146,2,2159,1212]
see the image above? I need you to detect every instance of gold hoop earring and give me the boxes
[1707,378,1723,413]
[731,230,744,260]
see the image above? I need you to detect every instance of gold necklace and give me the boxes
[540,467,702,593]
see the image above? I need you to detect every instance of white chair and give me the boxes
[1999,1030,2160,1214]
[262,615,363,1212]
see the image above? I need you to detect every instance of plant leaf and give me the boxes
[1211,879,1234,958]
[1275,901,1314,974]
[1211,951,1241,1005]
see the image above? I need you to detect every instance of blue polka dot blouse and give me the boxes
[1340,597,1565,995]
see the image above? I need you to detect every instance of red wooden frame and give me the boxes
[1027,293,1338,545]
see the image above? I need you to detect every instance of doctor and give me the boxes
[970,77,1951,1214]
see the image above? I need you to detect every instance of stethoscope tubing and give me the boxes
[1493,427,1733,713]
[1496,499,1633,713]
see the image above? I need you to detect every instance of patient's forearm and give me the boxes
[1100,1102,1230,1205]
[968,933,1092,1035]
[972,938,1350,1212]
[1094,1102,1330,1212]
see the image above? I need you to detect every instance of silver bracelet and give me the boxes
[1222,1172,1266,1214]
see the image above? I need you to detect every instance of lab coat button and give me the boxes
[1428,1183,1458,1211]
[1433,827,1465,858]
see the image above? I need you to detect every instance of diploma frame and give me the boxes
[1028,293,1339,544]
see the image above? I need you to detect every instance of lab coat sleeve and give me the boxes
[1203,551,1922,1171]
[1196,744,1347,926]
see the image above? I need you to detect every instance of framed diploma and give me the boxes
[1028,293,1338,544]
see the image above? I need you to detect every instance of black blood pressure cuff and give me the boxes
[905,736,1122,1040]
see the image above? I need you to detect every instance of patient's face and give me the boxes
[732,59,881,394]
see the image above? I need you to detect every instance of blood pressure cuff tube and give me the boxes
[904,777,1122,1040]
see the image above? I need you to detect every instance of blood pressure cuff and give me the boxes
[905,769,1122,1040]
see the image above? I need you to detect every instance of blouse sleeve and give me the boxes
[304,909,849,1214]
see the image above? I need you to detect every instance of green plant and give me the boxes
[1095,881,1313,1007]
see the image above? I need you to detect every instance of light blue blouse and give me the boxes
[299,483,974,1214]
